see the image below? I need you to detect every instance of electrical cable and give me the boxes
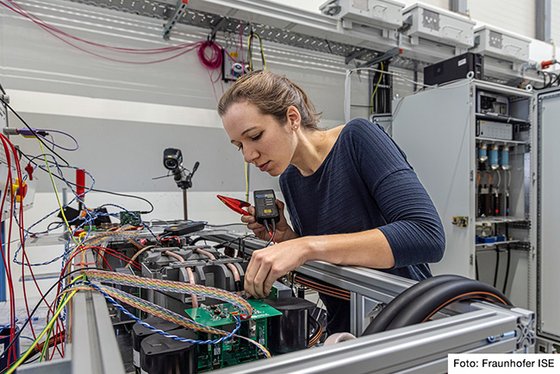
[62,282,270,357]
[34,129,79,152]
[0,271,90,370]
[369,62,384,115]
[244,162,250,202]
[362,274,467,336]
[307,315,322,347]
[384,278,512,332]
[83,269,253,315]
[293,274,351,301]
[5,289,78,374]
[493,247,501,288]
[0,97,71,166]
[503,245,511,295]
[164,250,199,308]
[197,40,223,70]
[247,29,266,72]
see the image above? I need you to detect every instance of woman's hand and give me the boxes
[244,237,309,298]
[241,199,297,243]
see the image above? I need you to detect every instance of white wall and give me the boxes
[469,0,536,39]
[0,0,372,231]
[552,0,560,46]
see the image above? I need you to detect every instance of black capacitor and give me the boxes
[140,328,197,374]
[132,317,179,373]
[264,297,315,354]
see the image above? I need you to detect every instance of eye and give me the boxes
[250,132,263,141]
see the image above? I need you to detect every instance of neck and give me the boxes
[291,127,341,176]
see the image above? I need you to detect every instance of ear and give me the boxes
[286,105,301,130]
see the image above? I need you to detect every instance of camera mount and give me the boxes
[162,148,199,219]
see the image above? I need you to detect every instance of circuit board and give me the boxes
[185,299,282,371]
[119,211,142,226]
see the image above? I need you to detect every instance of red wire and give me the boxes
[0,135,65,358]
[197,40,223,70]
[1,1,203,64]
[0,136,17,364]
[2,1,198,54]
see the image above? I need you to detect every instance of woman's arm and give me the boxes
[243,228,394,298]
[244,169,445,299]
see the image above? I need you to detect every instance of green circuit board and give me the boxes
[185,299,281,371]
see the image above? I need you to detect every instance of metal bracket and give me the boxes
[209,17,227,41]
[512,307,536,351]
[345,49,370,65]
[356,47,401,69]
[163,0,189,40]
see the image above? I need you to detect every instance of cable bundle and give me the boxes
[197,40,223,70]
[83,269,253,317]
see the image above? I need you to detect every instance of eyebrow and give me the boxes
[230,127,258,144]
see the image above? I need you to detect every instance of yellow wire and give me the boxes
[244,162,249,202]
[247,33,253,71]
[6,289,78,374]
[370,62,384,115]
[256,33,266,69]
[38,142,82,247]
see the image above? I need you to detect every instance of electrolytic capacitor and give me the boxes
[489,145,499,170]
[479,184,489,217]
[501,146,510,170]
[478,143,488,162]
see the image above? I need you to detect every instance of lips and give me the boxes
[258,161,271,172]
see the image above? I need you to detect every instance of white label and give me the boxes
[133,349,140,367]
[449,354,559,373]
[458,58,467,66]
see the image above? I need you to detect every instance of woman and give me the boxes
[218,70,445,333]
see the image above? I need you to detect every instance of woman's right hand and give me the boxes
[241,199,297,243]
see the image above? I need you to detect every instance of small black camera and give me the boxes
[163,148,182,171]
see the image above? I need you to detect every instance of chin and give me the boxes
[267,168,280,177]
[268,164,288,177]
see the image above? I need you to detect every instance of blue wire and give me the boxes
[85,282,240,345]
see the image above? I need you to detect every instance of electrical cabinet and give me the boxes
[393,80,560,348]
[536,87,560,344]
[392,80,534,307]
[402,3,475,48]
[471,26,531,63]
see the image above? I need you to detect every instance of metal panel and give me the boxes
[214,307,520,374]
[392,80,475,277]
[71,291,126,374]
[537,88,560,340]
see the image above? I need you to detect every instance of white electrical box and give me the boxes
[402,3,475,48]
[471,26,530,63]
[320,0,405,30]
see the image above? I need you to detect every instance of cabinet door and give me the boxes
[537,89,560,340]
[393,82,474,277]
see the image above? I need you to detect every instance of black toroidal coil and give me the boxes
[264,297,315,354]
[132,317,179,373]
[140,328,197,374]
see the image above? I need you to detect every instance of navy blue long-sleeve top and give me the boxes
[280,118,445,282]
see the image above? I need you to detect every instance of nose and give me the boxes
[242,145,259,164]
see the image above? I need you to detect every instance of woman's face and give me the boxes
[221,101,297,177]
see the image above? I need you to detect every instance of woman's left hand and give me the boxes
[243,238,309,298]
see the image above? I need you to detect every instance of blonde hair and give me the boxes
[218,70,321,129]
